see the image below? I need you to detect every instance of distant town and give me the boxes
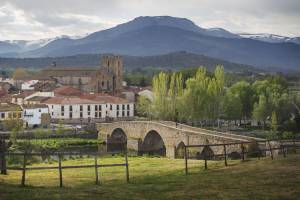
[0,55,152,130]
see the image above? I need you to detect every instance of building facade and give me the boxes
[44,95,134,123]
[0,103,22,121]
[22,104,49,128]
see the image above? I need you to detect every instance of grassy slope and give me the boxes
[0,155,299,200]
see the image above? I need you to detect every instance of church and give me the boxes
[37,55,123,93]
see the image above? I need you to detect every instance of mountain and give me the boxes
[239,33,300,44]
[0,34,89,54]
[0,52,262,73]
[0,41,20,54]
[0,16,300,72]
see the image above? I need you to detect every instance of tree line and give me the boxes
[137,66,300,138]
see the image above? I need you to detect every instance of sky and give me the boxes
[0,0,299,40]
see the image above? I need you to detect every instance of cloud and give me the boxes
[0,0,299,40]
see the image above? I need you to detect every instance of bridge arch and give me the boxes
[175,141,185,159]
[198,146,215,160]
[107,128,127,152]
[141,130,166,156]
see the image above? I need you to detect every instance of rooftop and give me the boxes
[12,91,36,98]
[0,103,22,112]
[53,86,83,96]
[43,97,105,105]
[22,104,49,109]
[26,96,51,102]
[43,93,131,105]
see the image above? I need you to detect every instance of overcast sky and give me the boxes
[0,0,299,40]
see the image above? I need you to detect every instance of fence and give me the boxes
[0,151,129,187]
[184,139,300,175]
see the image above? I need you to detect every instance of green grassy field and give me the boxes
[0,155,300,200]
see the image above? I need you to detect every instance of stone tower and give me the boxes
[101,55,123,91]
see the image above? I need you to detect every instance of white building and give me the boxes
[21,80,39,90]
[11,91,54,105]
[22,104,49,127]
[43,95,134,123]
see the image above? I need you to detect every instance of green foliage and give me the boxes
[151,71,184,120]
[229,81,254,118]
[56,120,65,135]
[223,91,242,120]
[271,111,278,132]
[136,95,152,117]
[136,65,300,134]
[4,119,23,143]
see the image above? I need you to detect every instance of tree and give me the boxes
[151,72,184,120]
[271,111,278,132]
[12,68,29,80]
[229,81,254,119]
[223,91,243,122]
[136,95,152,117]
[252,95,269,127]
[183,67,210,121]
[4,119,23,144]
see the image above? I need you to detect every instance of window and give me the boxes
[61,106,64,111]
[70,105,73,111]
[52,112,54,116]
[95,112,98,118]
[99,105,102,111]
[69,112,72,118]
[110,105,112,110]
[80,105,83,111]
[80,112,83,118]
[52,105,54,109]
[17,112,21,118]
[127,104,130,110]
[122,111,125,117]
[61,112,64,116]
[117,105,119,110]
[95,105,98,111]
[1,113,5,118]
[88,105,90,111]
[117,111,119,117]
[8,113,12,118]
[88,112,90,116]
[13,112,16,118]
[39,109,41,112]
[127,111,130,116]
[122,104,125,110]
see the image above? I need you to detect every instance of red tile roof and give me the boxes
[80,93,131,104]
[13,91,36,98]
[43,97,103,105]
[43,93,131,105]
[53,86,83,96]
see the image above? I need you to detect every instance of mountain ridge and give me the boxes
[0,16,299,72]
[0,51,263,73]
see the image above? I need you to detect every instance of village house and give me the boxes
[21,80,39,90]
[11,91,54,105]
[21,104,50,128]
[0,102,22,121]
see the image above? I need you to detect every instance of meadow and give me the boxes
[0,154,299,200]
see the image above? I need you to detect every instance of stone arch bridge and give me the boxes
[97,121,266,158]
